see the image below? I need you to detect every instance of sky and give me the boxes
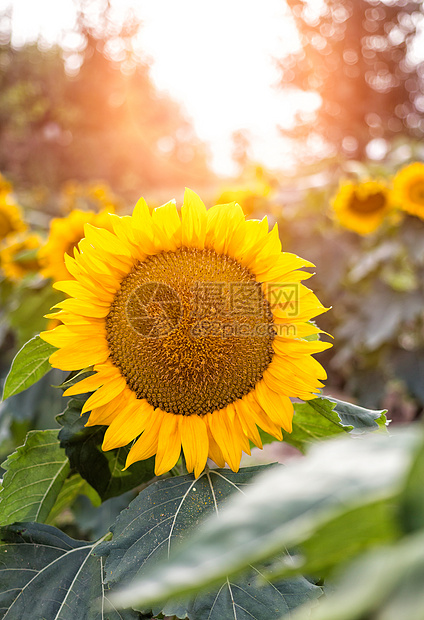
[8,0,318,176]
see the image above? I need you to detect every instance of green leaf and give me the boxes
[57,399,156,502]
[0,522,138,619]
[398,431,424,534]
[2,335,56,401]
[100,467,321,618]
[45,473,101,526]
[284,396,387,454]
[0,430,70,525]
[284,400,351,454]
[292,530,424,620]
[270,497,399,581]
[107,427,419,613]
[321,396,387,431]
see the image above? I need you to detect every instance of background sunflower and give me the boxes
[393,162,424,220]
[0,232,42,281]
[38,209,115,282]
[0,197,27,243]
[332,180,392,235]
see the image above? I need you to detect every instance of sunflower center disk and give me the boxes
[106,247,275,416]
[349,191,387,214]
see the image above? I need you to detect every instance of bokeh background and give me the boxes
[2,0,424,435]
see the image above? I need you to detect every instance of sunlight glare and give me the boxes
[9,0,315,175]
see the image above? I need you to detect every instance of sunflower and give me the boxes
[393,162,424,220]
[0,196,27,242]
[0,172,13,197]
[216,166,275,217]
[41,190,331,478]
[60,181,121,214]
[39,209,114,282]
[216,187,268,217]
[332,180,391,235]
[0,232,42,281]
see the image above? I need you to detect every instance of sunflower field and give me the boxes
[1,1,424,619]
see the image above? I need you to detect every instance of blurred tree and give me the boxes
[280,0,424,159]
[0,1,212,202]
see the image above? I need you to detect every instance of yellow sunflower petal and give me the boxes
[254,380,293,432]
[86,397,123,426]
[205,424,226,468]
[124,409,165,469]
[231,218,268,263]
[152,201,181,251]
[63,371,111,397]
[244,223,282,273]
[84,223,133,257]
[41,323,105,349]
[52,298,110,318]
[154,412,183,476]
[49,341,109,370]
[102,397,154,450]
[181,188,207,249]
[206,202,245,255]
[263,368,317,401]
[207,409,245,472]
[81,375,127,413]
[255,252,315,281]
[234,398,263,448]
[180,414,209,477]
[272,338,332,358]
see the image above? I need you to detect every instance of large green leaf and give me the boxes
[0,430,70,525]
[2,335,56,401]
[107,427,419,612]
[0,522,138,619]
[269,497,399,582]
[57,399,156,502]
[292,530,424,620]
[283,395,387,453]
[99,467,321,619]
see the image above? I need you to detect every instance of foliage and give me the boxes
[106,426,423,619]
[0,430,69,525]
[0,327,390,619]
[2,335,56,400]
[0,523,135,620]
